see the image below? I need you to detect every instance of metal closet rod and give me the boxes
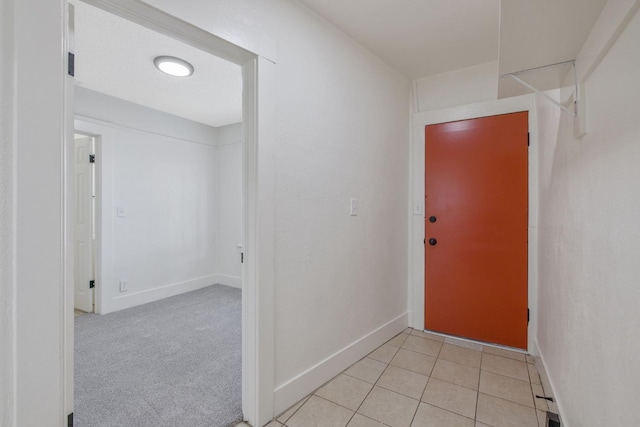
[500,60,576,77]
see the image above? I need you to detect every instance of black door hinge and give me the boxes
[527,132,530,147]
[89,154,95,163]
[527,308,530,323]
[89,280,95,289]
[240,252,244,264]
[68,412,73,427]
[68,52,75,77]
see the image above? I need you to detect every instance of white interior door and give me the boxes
[74,135,94,312]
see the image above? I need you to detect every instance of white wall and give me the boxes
[272,3,410,410]
[6,0,410,424]
[215,122,244,285]
[2,0,67,425]
[0,1,16,426]
[414,61,498,112]
[536,6,640,426]
[75,86,220,144]
[76,87,231,313]
[140,0,411,414]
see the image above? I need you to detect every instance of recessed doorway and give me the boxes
[69,1,249,425]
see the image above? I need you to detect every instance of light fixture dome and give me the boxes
[153,56,194,77]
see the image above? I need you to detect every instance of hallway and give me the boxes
[265,329,548,427]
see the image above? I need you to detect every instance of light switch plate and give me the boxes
[350,198,358,216]
[116,206,126,217]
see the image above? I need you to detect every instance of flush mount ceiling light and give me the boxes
[153,56,194,77]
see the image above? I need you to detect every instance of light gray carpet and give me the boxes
[75,284,242,427]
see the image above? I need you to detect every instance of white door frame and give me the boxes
[63,1,276,425]
[408,94,540,354]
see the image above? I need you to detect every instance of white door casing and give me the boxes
[74,136,94,312]
[409,94,540,354]
[64,1,276,426]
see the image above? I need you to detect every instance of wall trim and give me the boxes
[213,274,242,289]
[533,339,568,427]
[74,113,218,148]
[66,4,276,425]
[103,274,218,314]
[409,94,540,353]
[216,141,243,150]
[273,312,409,416]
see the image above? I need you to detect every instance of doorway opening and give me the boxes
[424,112,529,349]
[68,0,253,425]
[410,96,539,354]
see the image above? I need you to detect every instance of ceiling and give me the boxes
[73,0,608,124]
[300,0,607,88]
[497,0,608,98]
[299,0,500,79]
[73,0,242,128]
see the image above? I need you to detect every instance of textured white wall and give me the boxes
[75,87,219,146]
[141,0,411,409]
[270,2,409,395]
[215,123,243,282]
[536,7,640,426]
[415,62,498,112]
[3,0,66,425]
[5,0,409,422]
[75,88,220,313]
[0,1,16,426]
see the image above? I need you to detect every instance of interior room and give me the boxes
[70,1,245,425]
[3,1,640,427]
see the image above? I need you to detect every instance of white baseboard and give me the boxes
[534,339,567,426]
[213,274,242,289]
[103,274,217,313]
[273,312,409,416]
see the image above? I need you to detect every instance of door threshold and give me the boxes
[420,329,528,354]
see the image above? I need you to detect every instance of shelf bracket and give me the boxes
[503,60,578,117]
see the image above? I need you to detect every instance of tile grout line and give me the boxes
[475,352,485,424]
[303,339,407,421]
[346,344,396,427]
[408,338,440,427]
[277,394,310,426]
[421,342,480,424]
[528,363,546,427]
[341,332,407,426]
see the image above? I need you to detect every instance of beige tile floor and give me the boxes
[262,328,550,427]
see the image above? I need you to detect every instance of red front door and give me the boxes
[424,112,529,349]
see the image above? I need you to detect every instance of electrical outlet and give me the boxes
[119,279,128,292]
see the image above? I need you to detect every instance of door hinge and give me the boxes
[89,154,95,163]
[68,52,75,77]
[89,280,95,289]
[240,252,244,264]
[527,132,530,147]
[527,308,530,323]
[68,412,73,427]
